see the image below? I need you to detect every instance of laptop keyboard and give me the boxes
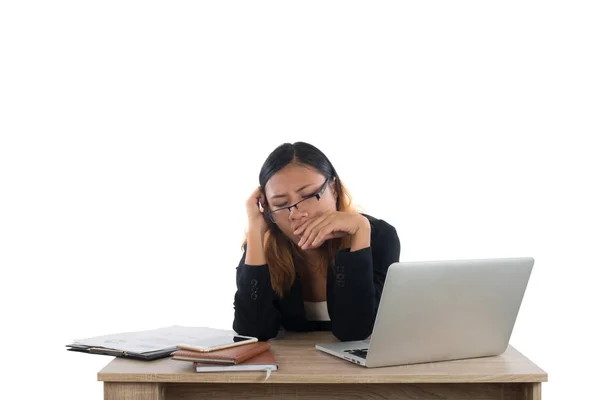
[344,348,368,359]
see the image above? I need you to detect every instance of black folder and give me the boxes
[66,343,176,360]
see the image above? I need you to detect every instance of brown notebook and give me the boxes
[194,349,278,373]
[171,341,271,365]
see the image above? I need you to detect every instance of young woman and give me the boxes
[233,142,401,341]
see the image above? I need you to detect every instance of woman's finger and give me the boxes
[301,218,333,249]
[309,225,336,248]
[292,215,310,236]
[297,214,329,247]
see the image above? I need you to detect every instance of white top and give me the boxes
[304,301,331,321]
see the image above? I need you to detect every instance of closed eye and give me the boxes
[273,193,314,208]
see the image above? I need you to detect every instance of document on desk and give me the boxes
[67,325,235,357]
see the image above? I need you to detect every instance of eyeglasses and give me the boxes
[265,178,330,223]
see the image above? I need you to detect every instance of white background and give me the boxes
[1,1,598,399]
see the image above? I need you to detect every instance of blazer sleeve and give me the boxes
[331,219,401,341]
[232,246,281,341]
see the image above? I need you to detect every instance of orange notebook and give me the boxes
[194,349,278,373]
[171,341,271,365]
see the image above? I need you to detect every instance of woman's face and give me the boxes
[264,163,337,245]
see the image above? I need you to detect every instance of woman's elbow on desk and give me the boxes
[233,320,280,342]
[332,324,373,342]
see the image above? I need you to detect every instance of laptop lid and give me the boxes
[365,257,534,367]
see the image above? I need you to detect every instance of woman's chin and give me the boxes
[287,233,303,244]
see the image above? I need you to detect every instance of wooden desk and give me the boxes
[98,331,547,400]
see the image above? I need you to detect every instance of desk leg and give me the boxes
[104,382,165,400]
[524,382,542,400]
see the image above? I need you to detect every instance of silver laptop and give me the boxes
[316,257,534,367]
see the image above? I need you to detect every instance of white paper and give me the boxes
[72,325,236,354]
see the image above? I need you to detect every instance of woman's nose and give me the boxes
[289,208,308,222]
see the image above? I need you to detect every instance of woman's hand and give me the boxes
[294,211,370,250]
[246,186,268,236]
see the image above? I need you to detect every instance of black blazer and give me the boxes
[232,213,401,342]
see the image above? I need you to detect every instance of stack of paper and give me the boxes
[66,325,236,360]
